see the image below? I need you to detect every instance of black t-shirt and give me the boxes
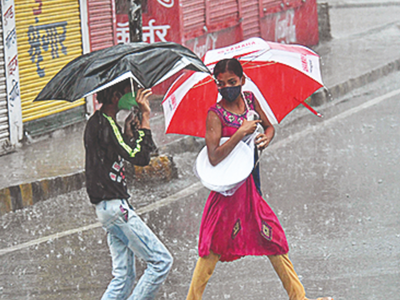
[84,110,154,204]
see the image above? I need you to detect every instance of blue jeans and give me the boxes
[95,199,173,300]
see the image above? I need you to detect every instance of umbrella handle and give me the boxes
[254,149,263,168]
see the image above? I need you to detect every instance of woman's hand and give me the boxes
[237,119,261,137]
[255,133,272,150]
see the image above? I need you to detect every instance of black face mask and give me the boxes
[218,85,241,102]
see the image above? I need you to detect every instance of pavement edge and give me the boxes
[0,155,177,216]
[310,58,400,106]
[0,172,86,216]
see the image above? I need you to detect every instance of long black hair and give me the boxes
[213,58,243,78]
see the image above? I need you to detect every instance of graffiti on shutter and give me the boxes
[15,0,84,124]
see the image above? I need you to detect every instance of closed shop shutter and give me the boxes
[209,0,238,24]
[181,0,206,40]
[14,0,85,133]
[0,18,10,153]
[209,0,240,33]
[241,0,261,39]
[87,0,116,51]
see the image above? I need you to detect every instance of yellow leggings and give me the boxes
[186,252,306,300]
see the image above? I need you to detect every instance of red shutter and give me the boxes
[209,0,238,24]
[241,0,261,39]
[87,0,117,51]
[181,0,206,40]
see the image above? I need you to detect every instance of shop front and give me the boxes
[14,0,86,137]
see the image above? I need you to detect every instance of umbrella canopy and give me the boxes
[35,42,210,102]
[162,37,324,137]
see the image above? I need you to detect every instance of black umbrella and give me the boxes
[35,42,211,102]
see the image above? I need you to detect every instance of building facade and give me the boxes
[1,0,319,154]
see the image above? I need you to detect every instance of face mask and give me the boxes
[118,92,138,111]
[218,85,241,103]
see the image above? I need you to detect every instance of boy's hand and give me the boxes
[124,112,140,138]
[136,88,152,115]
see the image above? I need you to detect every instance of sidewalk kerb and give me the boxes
[328,2,400,9]
[310,57,400,106]
[0,156,177,216]
[0,172,86,216]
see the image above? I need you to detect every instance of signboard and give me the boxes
[1,0,23,144]
[142,0,182,44]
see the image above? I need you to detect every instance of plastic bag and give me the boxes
[194,125,262,196]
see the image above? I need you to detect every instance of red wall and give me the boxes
[260,0,319,46]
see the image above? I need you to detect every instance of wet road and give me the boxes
[1,72,400,300]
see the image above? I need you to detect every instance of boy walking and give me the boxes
[84,80,173,299]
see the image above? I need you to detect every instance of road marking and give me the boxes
[1,88,399,256]
[0,223,101,256]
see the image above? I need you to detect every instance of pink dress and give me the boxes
[198,92,289,262]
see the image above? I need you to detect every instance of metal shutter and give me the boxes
[87,0,116,51]
[14,0,84,125]
[209,0,239,24]
[241,0,261,39]
[182,0,206,39]
[0,17,10,153]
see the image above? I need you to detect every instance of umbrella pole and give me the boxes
[296,98,323,118]
[130,77,135,96]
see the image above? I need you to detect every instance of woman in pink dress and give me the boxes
[186,58,332,300]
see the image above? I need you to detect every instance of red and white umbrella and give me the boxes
[162,37,324,137]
